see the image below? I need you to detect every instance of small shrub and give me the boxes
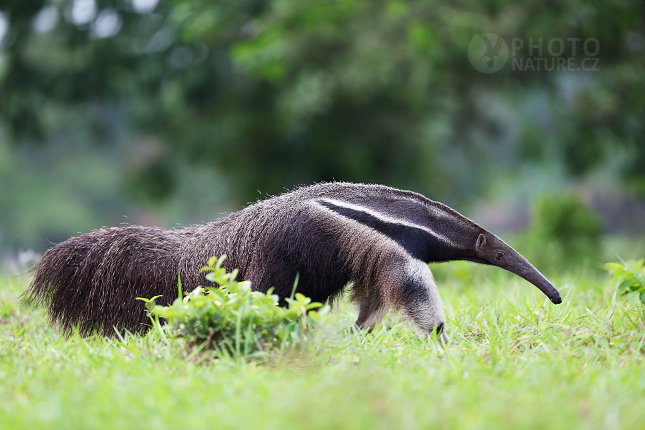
[140,256,322,358]
[606,259,645,305]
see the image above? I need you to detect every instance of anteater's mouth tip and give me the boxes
[549,294,563,305]
[536,280,562,305]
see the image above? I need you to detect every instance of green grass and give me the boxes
[1,265,645,430]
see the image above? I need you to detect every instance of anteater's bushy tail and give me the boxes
[25,226,187,336]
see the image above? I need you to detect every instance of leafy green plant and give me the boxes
[606,258,645,305]
[141,255,321,358]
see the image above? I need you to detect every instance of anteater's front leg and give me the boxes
[355,294,388,332]
[397,259,448,343]
[354,255,448,343]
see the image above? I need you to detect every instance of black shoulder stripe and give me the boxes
[314,199,448,261]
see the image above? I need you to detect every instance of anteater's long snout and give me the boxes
[512,260,562,304]
[536,279,562,304]
[497,245,563,304]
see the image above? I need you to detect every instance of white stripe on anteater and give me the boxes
[313,198,459,250]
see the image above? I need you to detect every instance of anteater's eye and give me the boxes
[496,252,504,260]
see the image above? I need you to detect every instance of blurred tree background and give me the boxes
[0,0,644,266]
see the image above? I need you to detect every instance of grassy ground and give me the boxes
[1,262,644,430]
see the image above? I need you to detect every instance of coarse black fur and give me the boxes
[25,182,562,339]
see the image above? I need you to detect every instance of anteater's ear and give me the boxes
[476,233,486,250]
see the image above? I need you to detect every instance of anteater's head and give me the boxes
[473,232,562,304]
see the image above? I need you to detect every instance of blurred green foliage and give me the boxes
[0,0,644,251]
[522,194,603,271]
